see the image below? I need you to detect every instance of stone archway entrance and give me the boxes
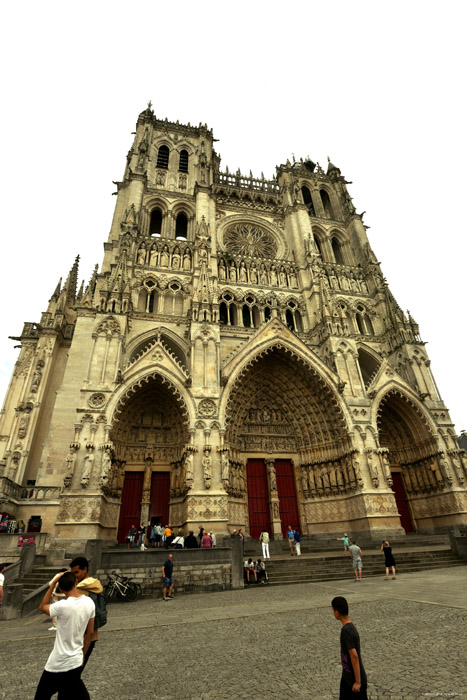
[378,391,442,533]
[225,347,348,537]
[111,375,188,542]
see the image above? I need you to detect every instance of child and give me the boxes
[331,596,368,699]
[337,533,350,553]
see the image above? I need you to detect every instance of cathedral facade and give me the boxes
[1,105,467,548]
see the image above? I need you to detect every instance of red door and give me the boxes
[246,459,271,538]
[149,472,170,528]
[275,459,300,537]
[391,472,413,533]
[117,472,144,543]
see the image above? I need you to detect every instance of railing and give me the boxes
[20,485,62,501]
[214,171,280,194]
[0,477,22,501]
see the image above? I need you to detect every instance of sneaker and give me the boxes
[163,597,169,601]
[166,595,174,599]
[48,627,57,631]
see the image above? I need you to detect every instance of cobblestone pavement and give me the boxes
[1,567,467,700]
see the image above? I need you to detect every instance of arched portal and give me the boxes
[225,347,348,537]
[111,375,188,542]
[377,391,441,532]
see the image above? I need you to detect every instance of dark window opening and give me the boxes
[364,314,374,335]
[156,145,169,169]
[356,314,365,334]
[285,309,295,330]
[264,306,271,322]
[148,291,155,313]
[301,186,316,216]
[150,209,162,236]
[320,190,333,219]
[314,236,322,256]
[242,305,251,327]
[175,213,188,240]
[179,149,189,173]
[294,310,303,332]
[331,237,344,265]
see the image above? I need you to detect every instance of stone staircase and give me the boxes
[247,548,464,587]
[14,563,69,596]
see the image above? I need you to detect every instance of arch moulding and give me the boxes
[371,380,438,438]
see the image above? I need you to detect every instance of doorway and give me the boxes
[246,459,271,538]
[117,472,144,543]
[275,459,300,536]
[391,472,414,533]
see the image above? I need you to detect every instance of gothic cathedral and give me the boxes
[1,104,467,548]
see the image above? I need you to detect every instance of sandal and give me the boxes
[384,577,389,580]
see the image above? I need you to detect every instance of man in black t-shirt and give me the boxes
[331,596,368,700]
[161,553,174,601]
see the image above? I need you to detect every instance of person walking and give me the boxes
[293,528,301,556]
[137,523,146,549]
[381,540,397,580]
[198,525,204,547]
[70,556,105,669]
[209,531,217,547]
[126,524,136,549]
[348,540,363,581]
[332,596,368,699]
[34,571,95,700]
[162,553,175,601]
[149,524,156,548]
[286,525,295,555]
[259,528,270,559]
[337,533,350,554]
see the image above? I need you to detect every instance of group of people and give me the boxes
[126,523,217,550]
[243,557,268,584]
[337,533,397,581]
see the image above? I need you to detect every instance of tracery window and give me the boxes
[224,224,277,258]
[320,190,334,219]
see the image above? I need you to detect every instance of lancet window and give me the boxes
[175,213,188,240]
[156,145,170,169]
[150,208,163,236]
[301,185,316,216]
[320,189,334,219]
[179,150,189,173]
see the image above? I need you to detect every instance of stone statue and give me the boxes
[161,246,169,267]
[81,446,95,488]
[270,266,278,286]
[172,247,181,270]
[150,247,158,267]
[239,262,247,282]
[64,446,77,487]
[221,452,230,482]
[31,366,43,393]
[219,259,226,280]
[202,450,212,489]
[185,452,194,486]
[267,461,277,491]
[279,267,287,287]
[300,465,308,494]
[250,263,258,284]
[273,502,280,519]
[229,263,237,282]
[259,264,268,285]
[100,447,112,486]
[183,251,191,271]
[289,270,298,288]
[18,412,30,439]
[137,247,146,265]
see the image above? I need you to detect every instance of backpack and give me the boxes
[89,591,107,629]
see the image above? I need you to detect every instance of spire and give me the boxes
[327,156,340,176]
[76,279,85,302]
[49,277,62,302]
[63,255,80,303]
[81,264,99,308]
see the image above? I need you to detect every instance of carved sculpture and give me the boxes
[64,446,77,488]
[81,446,95,488]
[99,447,112,487]
[203,449,212,489]
[221,452,230,483]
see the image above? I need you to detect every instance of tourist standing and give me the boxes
[201,531,213,548]
[259,528,270,559]
[293,528,301,556]
[70,556,105,669]
[164,524,173,549]
[381,540,396,580]
[162,554,175,601]
[127,524,136,549]
[155,523,164,548]
[348,540,363,581]
[337,533,350,554]
[184,531,198,548]
[198,524,204,546]
[331,596,368,699]
[286,525,295,555]
[34,571,95,699]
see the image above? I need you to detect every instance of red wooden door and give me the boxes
[391,472,413,533]
[117,472,144,543]
[246,459,271,538]
[149,472,170,528]
[275,459,300,537]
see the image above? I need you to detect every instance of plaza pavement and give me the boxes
[1,566,466,700]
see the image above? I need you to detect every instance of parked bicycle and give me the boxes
[103,571,142,602]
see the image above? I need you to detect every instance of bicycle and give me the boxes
[103,571,142,602]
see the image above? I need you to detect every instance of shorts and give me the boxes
[352,558,362,570]
[163,577,174,586]
[155,535,161,543]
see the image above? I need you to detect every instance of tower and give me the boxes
[1,104,466,551]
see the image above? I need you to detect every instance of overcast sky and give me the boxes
[1,1,466,432]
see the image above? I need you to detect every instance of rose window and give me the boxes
[224,224,277,258]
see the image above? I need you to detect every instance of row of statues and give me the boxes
[219,258,298,288]
[318,266,369,293]
[136,243,192,270]
[64,445,113,490]
[300,455,363,497]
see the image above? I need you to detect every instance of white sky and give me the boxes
[1,1,466,431]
